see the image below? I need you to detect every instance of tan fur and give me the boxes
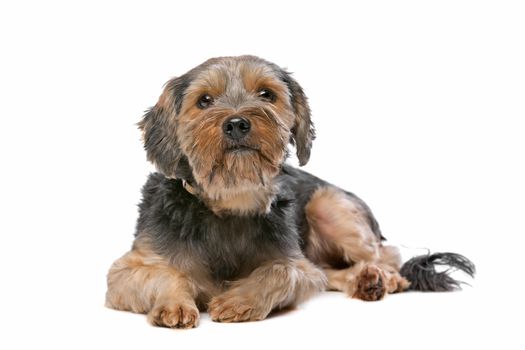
[204,185,277,215]
[325,263,410,301]
[305,186,381,264]
[304,186,410,300]
[107,238,326,325]
[106,237,200,328]
[208,258,326,322]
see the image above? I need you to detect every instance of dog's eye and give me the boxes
[197,94,214,109]
[258,89,276,103]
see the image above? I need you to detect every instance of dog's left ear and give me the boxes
[279,69,315,166]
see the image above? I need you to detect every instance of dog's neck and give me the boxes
[208,186,277,216]
[174,156,278,215]
[181,179,277,216]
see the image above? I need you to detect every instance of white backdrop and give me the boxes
[1,1,523,349]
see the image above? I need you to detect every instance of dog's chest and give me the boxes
[188,215,285,281]
[140,175,302,282]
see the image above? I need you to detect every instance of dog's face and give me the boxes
[139,56,313,200]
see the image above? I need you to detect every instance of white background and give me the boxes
[1,0,523,349]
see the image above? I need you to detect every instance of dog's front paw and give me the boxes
[353,265,387,301]
[148,302,199,329]
[208,293,269,323]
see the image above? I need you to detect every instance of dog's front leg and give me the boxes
[208,258,326,322]
[106,248,199,329]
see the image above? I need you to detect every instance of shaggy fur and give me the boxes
[400,252,476,291]
[106,55,475,328]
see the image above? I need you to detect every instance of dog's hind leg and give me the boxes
[304,186,410,301]
[105,240,200,328]
[324,260,410,301]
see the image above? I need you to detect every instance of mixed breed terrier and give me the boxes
[105,56,475,328]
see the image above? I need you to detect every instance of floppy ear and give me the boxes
[138,76,190,178]
[279,70,315,166]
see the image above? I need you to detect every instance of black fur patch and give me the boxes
[400,252,476,291]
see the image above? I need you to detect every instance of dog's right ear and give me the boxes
[138,76,190,178]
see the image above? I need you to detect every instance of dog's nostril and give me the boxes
[225,123,234,133]
[223,116,251,140]
[239,120,250,132]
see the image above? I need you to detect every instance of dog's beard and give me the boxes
[215,149,278,185]
[190,146,284,201]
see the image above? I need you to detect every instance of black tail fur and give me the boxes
[400,252,475,291]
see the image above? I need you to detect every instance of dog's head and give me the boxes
[139,56,313,201]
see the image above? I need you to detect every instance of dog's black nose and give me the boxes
[222,117,251,140]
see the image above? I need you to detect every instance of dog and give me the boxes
[105,55,475,328]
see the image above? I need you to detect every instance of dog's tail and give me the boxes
[400,252,475,291]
